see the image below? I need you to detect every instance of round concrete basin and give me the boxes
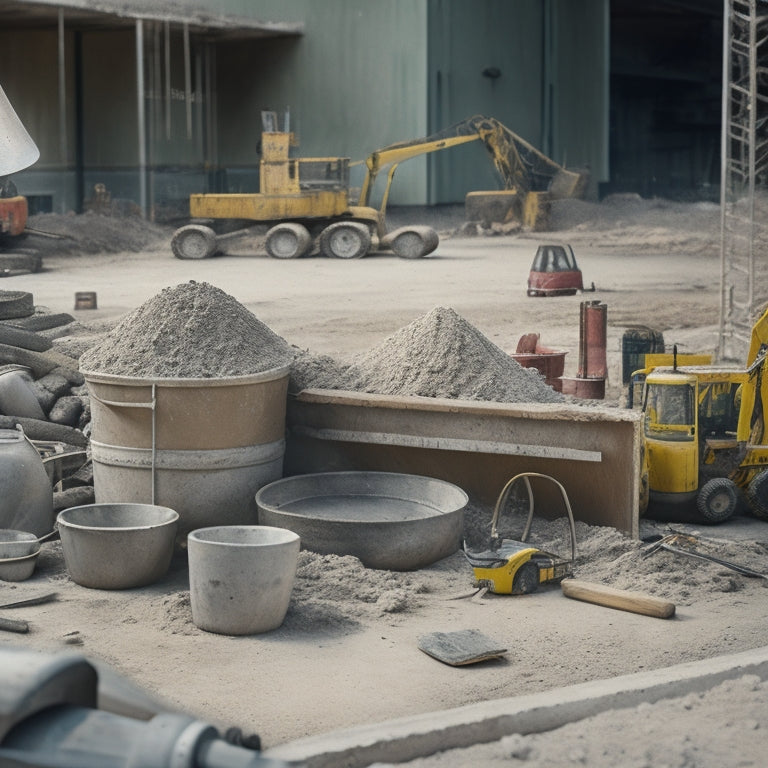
[255,471,468,571]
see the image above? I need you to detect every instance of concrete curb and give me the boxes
[265,645,768,767]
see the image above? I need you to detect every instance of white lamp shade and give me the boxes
[0,84,40,177]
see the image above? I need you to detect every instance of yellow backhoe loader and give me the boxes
[171,114,587,261]
[642,307,768,523]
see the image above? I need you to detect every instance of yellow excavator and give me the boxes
[642,307,768,523]
[171,114,587,260]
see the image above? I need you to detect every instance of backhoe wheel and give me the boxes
[265,223,312,259]
[696,477,739,523]
[319,221,371,259]
[389,225,439,259]
[171,224,217,260]
[511,562,540,595]
[747,470,768,520]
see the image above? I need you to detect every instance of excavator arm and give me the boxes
[735,306,768,445]
[358,114,588,211]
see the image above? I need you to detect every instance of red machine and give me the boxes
[527,243,592,297]
[0,193,28,239]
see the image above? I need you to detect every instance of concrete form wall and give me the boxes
[286,391,643,538]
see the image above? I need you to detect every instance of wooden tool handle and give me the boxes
[561,578,675,619]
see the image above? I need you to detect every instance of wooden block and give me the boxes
[561,578,675,619]
[418,629,508,666]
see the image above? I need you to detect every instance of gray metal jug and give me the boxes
[0,426,53,537]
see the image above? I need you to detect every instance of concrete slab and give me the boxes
[265,646,768,768]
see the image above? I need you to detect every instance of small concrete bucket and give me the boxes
[57,503,179,590]
[187,525,300,635]
[82,367,290,539]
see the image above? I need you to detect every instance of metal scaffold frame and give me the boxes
[719,0,768,361]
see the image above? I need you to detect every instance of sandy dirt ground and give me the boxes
[1,196,767,766]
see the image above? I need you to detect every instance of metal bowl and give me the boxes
[0,551,39,581]
[0,529,40,559]
[255,471,468,571]
[57,503,179,590]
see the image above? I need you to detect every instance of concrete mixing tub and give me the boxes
[83,367,290,538]
[255,471,468,570]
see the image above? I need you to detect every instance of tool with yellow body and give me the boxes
[463,472,577,595]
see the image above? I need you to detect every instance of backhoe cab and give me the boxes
[642,310,768,523]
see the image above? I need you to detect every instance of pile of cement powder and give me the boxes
[288,349,362,394]
[352,306,563,402]
[79,281,295,378]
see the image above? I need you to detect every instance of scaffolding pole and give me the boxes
[719,0,768,361]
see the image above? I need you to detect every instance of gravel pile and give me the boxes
[28,211,172,255]
[79,281,295,378]
[291,307,562,403]
[352,306,562,402]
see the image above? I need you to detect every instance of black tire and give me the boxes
[747,470,768,520]
[0,290,34,320]
[696,477,739,523]
[4,312,75,332]
[0,324,51,352]
[511,561,540,595]
[265,223,312,259]
[171,225,217,260]
[319,222,371,259]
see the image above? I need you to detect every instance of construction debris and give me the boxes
[0,292,91,509]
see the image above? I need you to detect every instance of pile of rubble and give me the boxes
[0,290,92,512]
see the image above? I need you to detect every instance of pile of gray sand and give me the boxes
[290,306,563,403]
[79,281,295,378]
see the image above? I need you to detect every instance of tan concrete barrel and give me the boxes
[83,366,290,538]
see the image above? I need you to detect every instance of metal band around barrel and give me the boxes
[89,438,286,470]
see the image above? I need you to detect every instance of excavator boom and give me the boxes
[358,114,588,210]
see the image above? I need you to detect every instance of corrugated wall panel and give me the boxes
[427,0,545,203]
[215,0,430,205]
[426,0,608,204]
[549,0,609,190]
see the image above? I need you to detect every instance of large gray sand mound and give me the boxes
[79,281,295,378]
[291,306,562,403]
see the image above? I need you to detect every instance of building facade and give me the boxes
[0,0,718,220]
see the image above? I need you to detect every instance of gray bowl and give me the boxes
[255,471,468,571]
[57,503,179,590]
[0,551,39,581]
[0,529,40,559]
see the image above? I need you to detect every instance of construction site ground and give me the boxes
[3,194,768,767]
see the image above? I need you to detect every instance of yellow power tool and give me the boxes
[463,472,577,595]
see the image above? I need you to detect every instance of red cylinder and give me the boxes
[576,301,607,379]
